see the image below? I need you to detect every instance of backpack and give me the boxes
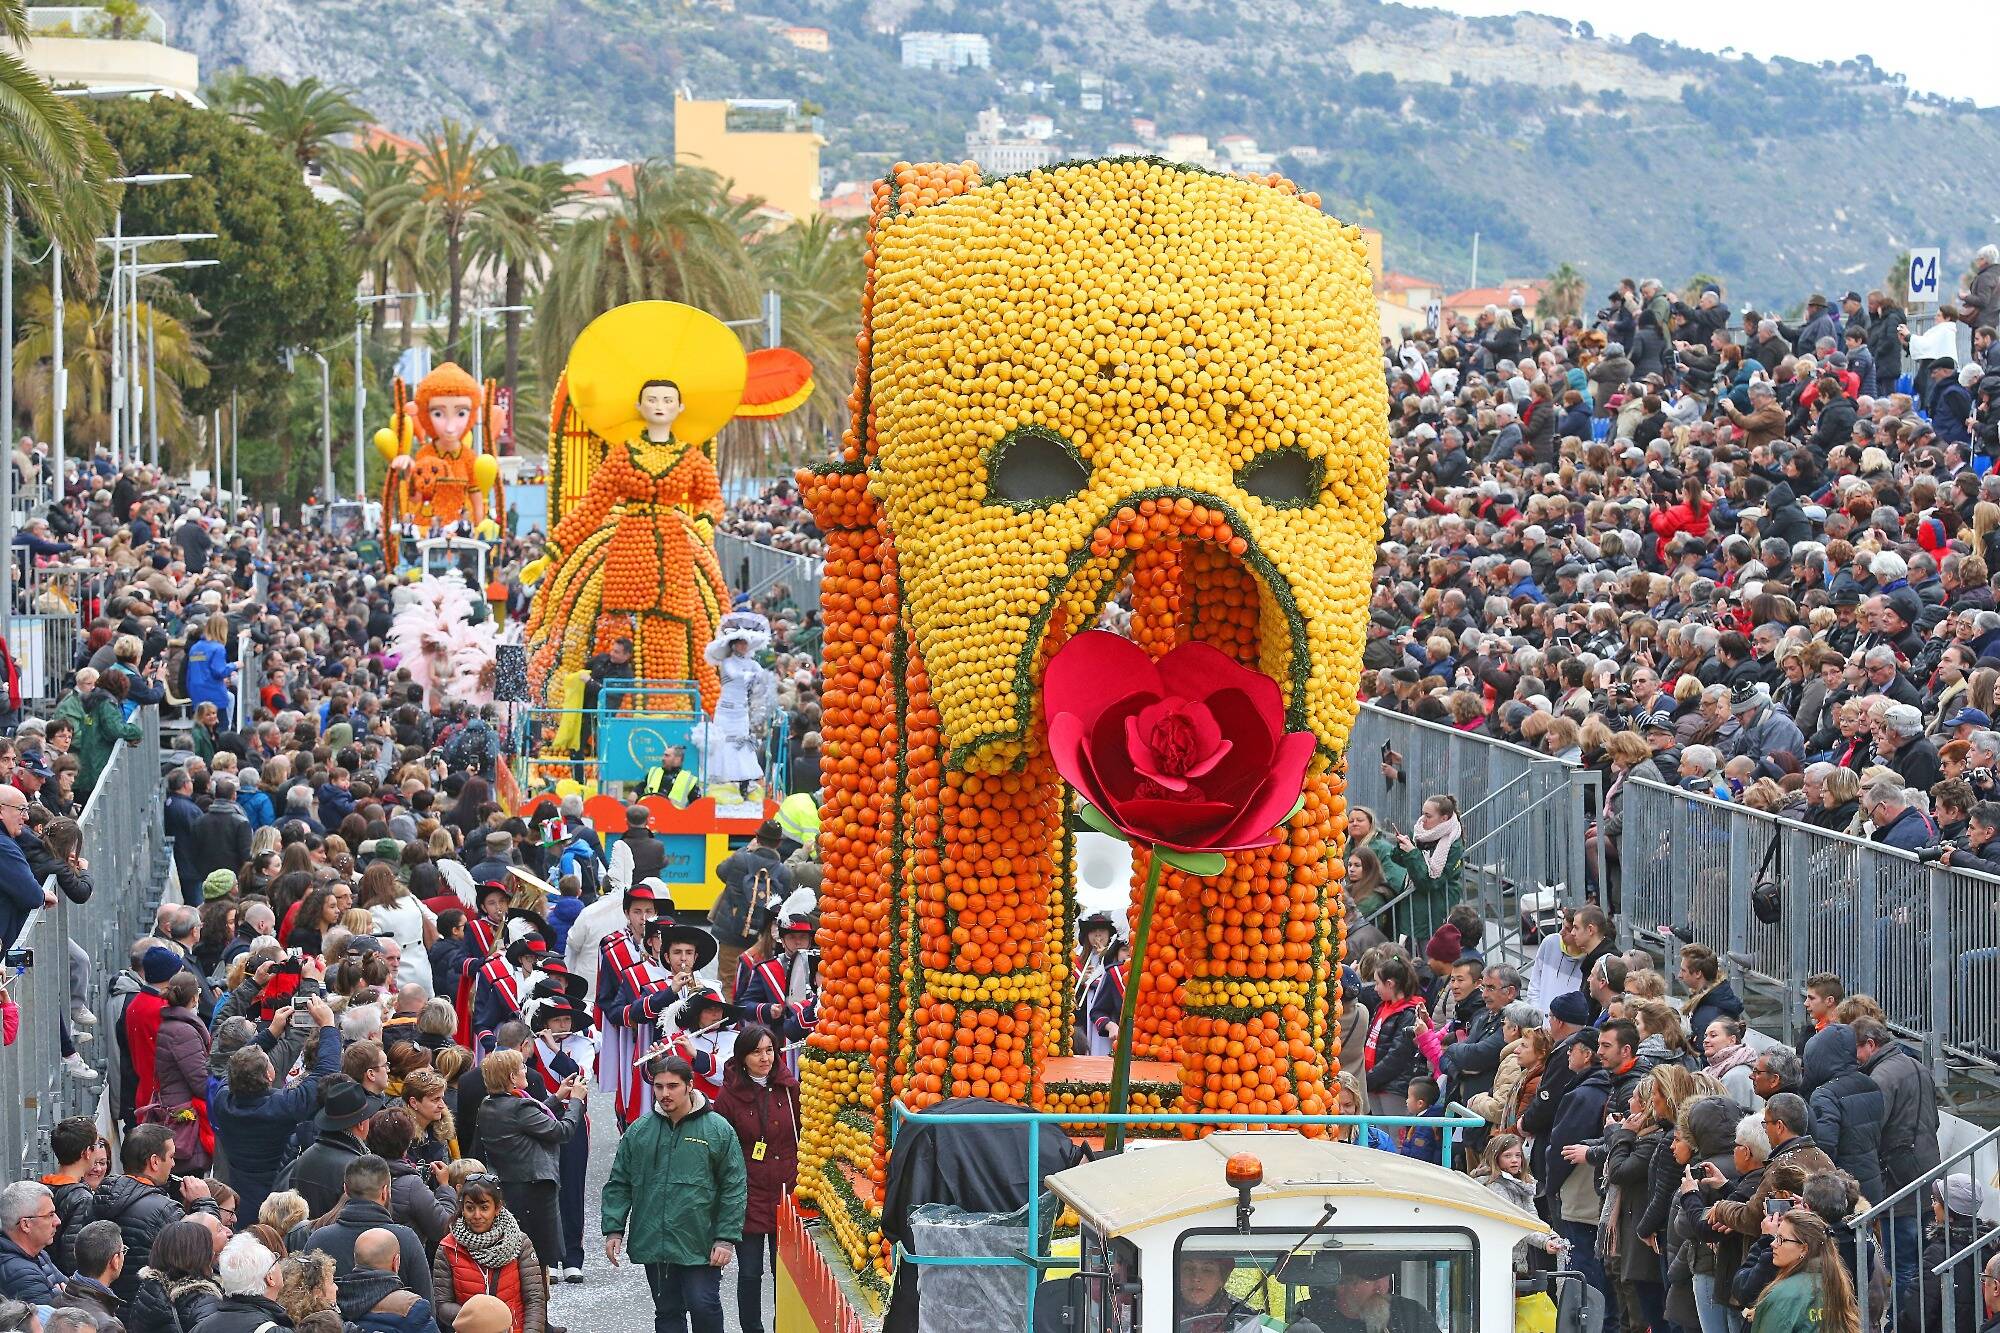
[566,839,601,899]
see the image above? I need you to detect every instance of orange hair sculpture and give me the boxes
[376,361,505,569]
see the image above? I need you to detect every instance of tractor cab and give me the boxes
[1041,1132,1597,1333]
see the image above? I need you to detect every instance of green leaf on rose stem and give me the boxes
[1076,802,1130,842]
[1282,791,1307,824]
[1155,846,1227,876]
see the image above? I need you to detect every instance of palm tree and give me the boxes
[1681,273,1725,304]
[329,141,433,343]
[748,215,863,473]
[1539,262,1586,321]
[532,161,760,387]
[367,120,532,355]
[214,74,369,175]
[0,0,120,279]
[470,149,574,401]
[12,285,208,451]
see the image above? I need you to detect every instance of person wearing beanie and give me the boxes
[203,869,237,902]
[119,946,186,1127]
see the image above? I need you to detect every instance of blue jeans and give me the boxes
[734,1234,775,1333]
[1888,1210,1921,1305]
[1690,1272,1742,1333]
[645,1262,723,1333]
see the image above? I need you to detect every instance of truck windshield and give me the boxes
[1173,1228,1475,1333]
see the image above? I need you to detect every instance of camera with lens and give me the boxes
[1916,841,1957,864]
[1547,522,1572,539]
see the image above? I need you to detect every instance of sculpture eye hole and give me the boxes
[986,428,1090,506]
[1235,448,1323,509]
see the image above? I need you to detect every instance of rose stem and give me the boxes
[1104,850,1166,1154]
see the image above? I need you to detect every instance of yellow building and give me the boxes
[5,4,201,102]
[673,94,824,223]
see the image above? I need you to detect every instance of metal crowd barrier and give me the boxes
[0,708,163,1176]
[6,613,79,703]
[1347,704,1593,958]
[715,531,822,614]
[1346,705,2000,1082]
[234,630,264,727]
[1619,774,1984,1079]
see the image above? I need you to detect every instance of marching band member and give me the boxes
[451,881,515,1048]
[471,910,558,1050]
[596,879,666,1024]
[660,988,742,1101]
[525,977,595,1284]
[1082,940,1131,1058]
[735,895,820,1066]
[602,917,695,1125]
[1072,910,1118,1053]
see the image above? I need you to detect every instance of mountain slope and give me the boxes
[158,0,2000,306]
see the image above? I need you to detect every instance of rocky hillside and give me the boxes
[157,0,2000,306]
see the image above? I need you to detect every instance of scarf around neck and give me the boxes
[1364,995,1422,1070]
[452,1208,527,1268]
[1411,815,1462,880]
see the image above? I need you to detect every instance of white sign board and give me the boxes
[1908,247,1941,306]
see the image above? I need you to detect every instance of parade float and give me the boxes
[374,365,508,568]
[775,156,1449,1332]
[506,302,816,905]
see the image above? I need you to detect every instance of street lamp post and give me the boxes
[51,239,62,491]
[126,258,219,472]
[469,304,530,454]
[355,291,417,502]
[99,174,195,467]
[308,349,332,501]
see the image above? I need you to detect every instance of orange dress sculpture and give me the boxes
[522,301,814,718]
[526,434,731,708]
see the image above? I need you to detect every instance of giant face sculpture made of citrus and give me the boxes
[797,159,1390,1287]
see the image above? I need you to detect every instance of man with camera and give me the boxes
[1932,801,2000,875]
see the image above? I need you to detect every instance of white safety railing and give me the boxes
[0,709,163,1176]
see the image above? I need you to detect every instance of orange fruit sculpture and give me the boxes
[795,158,1390,1290]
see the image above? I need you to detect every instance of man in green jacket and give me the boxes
[601,1055,746,1333]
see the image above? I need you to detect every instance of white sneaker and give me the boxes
[71,1006,96,1026]
[563,1267,584,1284]
[72,1028,93,1044]
[62,1053,98,1081]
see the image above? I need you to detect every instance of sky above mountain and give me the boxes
[1430,0,1994,107]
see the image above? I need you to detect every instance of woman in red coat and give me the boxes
[713,1024,799,1333]
[1650,474,1712,565]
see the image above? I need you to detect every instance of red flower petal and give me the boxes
[1212,730,1317,848]
[1111,796,1241,847]
[1085,694,1159,804]
[1045,632,1161,730]
[1124,699,1231,792]
[1196,688,1276,797]
[1047,713,1111,812]
[1158,639,1284,729]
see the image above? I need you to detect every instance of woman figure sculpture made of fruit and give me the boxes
[523,301,814,717]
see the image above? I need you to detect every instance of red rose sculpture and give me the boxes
[1046,631,1315,854]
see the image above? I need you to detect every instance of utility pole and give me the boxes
[309,350,332,501]
[229,389,239,521]
[146,306,158,467]
[1469,231,1481,293]
[51,241,63,491]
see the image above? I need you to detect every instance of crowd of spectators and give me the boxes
[1321,256,2000,1333]
[0,449,830,1333]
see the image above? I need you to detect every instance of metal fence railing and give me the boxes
[1345,705,2000,1082]
[1618,774,1983,1079]
[7,613,79,703]
[1347,704,1594,960]
[0,708,164,1177]
[715,531,821,614]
